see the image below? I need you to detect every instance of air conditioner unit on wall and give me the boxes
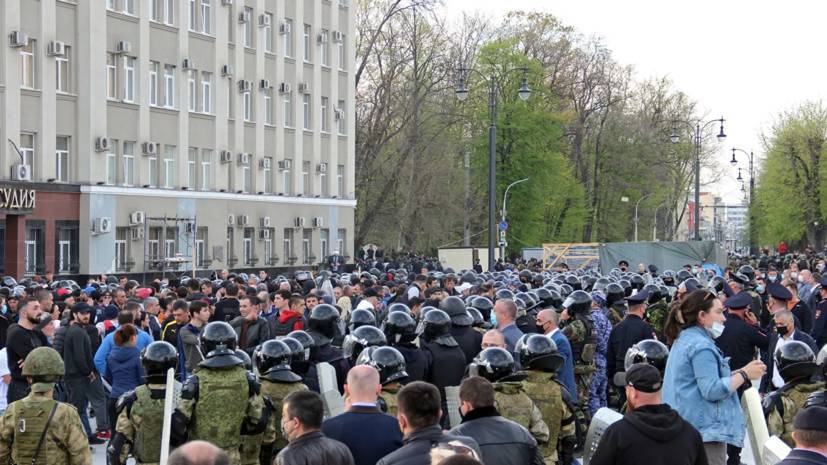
[93,217,112,234]
[129,211,145,225]
[238,153,250,165]
[142,142,159,155]
[259,158,271,170]
[259,14,271,28]
[130,227,144,240]
[95,137,111,152]
[279,21,291,34]
[260,217,271,228]
[11,164,31,182]
[259,79,271,90]
[238,80,252,93]
[298,83,310,94]
[294,217,305,228]
[182,58,195,70]
[116,40,132,54]
[278,82,291,94]
[8,31,28,48]
[238,214,250,227]
[47,41,66,56]
[258,229,270,240]
[220,150,233,163]
[317,162,328,173]
[313,217,324,228]
[227,214,236,225]
[278,159,292,170]
[238,10,251,23]
[332,31,344,43]
[221,64,233,76]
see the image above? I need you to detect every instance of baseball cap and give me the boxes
[615,363,662,393]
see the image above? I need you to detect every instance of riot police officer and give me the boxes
[420,309,466,428]
[348,308,376,332]
[604,283,626,326]
[471,347,550,446]
[560,290,597,423]
[441,296,483,364]
[173,321,268,465]
[108,341,179,465]
[606,290,657,399]
[306,304,351,392]
[286,330,319,392]
[254,339,308,464]
[358,346,408,416]
[516,335,578,465]
[643,284,668,334]
[383,311,431,383]
[0,347,91,465]
[343,325,387,365]
[611,339,669,412]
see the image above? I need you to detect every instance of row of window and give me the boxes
[113,226,347,271]
[2,221,81,276]
[18,134,70,182]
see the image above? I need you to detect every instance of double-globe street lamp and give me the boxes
[670,118,727,241]
[456,66,531,270]
[730,148,756,252]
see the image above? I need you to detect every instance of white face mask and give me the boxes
[706,321,725,339]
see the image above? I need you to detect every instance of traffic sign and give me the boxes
[499,221,508,231]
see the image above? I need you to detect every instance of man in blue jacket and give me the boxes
[536,309,578,402]
[94,309,153,378]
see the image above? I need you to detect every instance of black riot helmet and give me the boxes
[235,349,252,370]
[738,265,756,282]
[387,303,412,315]
[629,274,646,291]
[518,269,532,282]
[818,344,827,377]
[199,322,243,368]
[564,290,592,315]
[564,275,581,291]
[254,340,302,382]
[307,304,341,342]
[466,307,486,328]
[547,290,563,309]
[534,288,554,308]
[592,278,611,294]
[643,284,662,304]
[141,341,178,384]
[709,276,726,295]
[605,283,625,307]
[661,270,676,287]
[287,330,317,362]
[356,346,408,386]
[495,289,515,302]
[440,296,473,327]
[676,269,693,283]
[515,334,564,373]
[382,311,418,344]
[623,340,669,374]
[618,279,632,297]
[343,325,387,360]
[469,296,494,321]
[776,340,817,382]
[420,309,456,346]
[349,309,377,331]
[804,391,827,409]
[515,292,537,311]
[471,347,517,383]
[281,336,311,375]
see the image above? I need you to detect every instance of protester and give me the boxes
[277,390,355,465]
[105,324,143,435]
[776,406,827,465]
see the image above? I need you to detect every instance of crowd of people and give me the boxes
[0,252,825,465]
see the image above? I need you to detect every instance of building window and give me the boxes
[150,0,161,21]
[165,0,175,24]
[107,0,116,10]
[148,155,158,187]
[283,92,293,128]
[163,145,176,188]
[106,139,118,185]
[320,171,328,197]
[195,227,207,268]
[200,149,212,190]
[243,228,254,265]
[115,227,130,271]
[302,229,313,264]
[320,229,329,260]
[19,134,34,172]
[148,228,161,260]
[55,136,69,182]
[302,161,310,196]
[283,18,293,57]
[337,228,346,257]
[56,45,70,93]
[21,39,35,89]
[106,53,117,98]
[338,34,346,70]
[188,70,197,112]
[243,7,254,48]
[320,29,329,66]
[123,141,135,186]
[263,234,273,265]
[321,97,329,132]
[303,24,311,62]
[337,99,346,135]
[241,161,251,193]
[189,0,197,30]
[283,228,294,263]
[123,56,136,102]
[337,164,344,197]
[281,163,291,195]
[226,227,235,265]
[164,64,175,108]
[149,61,159,106]
[302,94,311,130]
[228,78,235,119]
[24,221,44,275]
[201,0,212,34]
[123,0,135,14]
[56,222,79,274]
[243,90,253,122]
[262,157,272,194]
[165,228,177,258]
[201,71,212,113]
[263,91,273,125]
[188,147,197,189]
[263,13,274,53]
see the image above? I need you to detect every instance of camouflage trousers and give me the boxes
[588,364,607,417]
[574,372,593,424]
[239,433,263,465]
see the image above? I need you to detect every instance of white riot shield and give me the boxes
[762,436,791,465]
[742,387,770,465]
[582,407,623,465]
[445,386,461,428]
[318,362,345,418]
[160,367,181,465]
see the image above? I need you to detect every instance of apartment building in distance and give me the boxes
[0,0,356,278]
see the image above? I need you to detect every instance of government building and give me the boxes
[0,0,356,279]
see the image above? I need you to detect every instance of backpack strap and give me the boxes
[31,402,59,465]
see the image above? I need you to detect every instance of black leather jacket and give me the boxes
[450,406,544,465]
[376,425,481,465]
[275,431,355,465]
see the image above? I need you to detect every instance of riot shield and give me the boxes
[445,386,461,428]
[318,362,345,417]
[160,368,176,465]
[582,407,623,465]
[742,387,769,465]
[762,436,791,465]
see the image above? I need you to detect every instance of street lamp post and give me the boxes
[653,202,668,241]
[456,66,531,270]
[634,193,653,242]
[500,178,529,260]
[730,148,755,252]
[670,117,727,241]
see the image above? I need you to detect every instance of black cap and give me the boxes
[626,289,649,305]
[724,292,751,310]
[616,363,662,393]
[72,302,94,314]
[767,282,792,301]
[729,273,750,286]
[819,277,827,288]
[363,288,379,298]
[793,406,827,431]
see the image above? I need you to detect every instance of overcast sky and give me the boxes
[442,0,827,203]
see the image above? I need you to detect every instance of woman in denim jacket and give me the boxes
[662,290,766,465]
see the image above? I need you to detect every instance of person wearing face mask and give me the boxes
[765,282,803,333]
[811,279,827,348]
[590,363,707,465]
[760,311,818,394]
[276,390,354,465]
[784,279,814,334]
[662,290,766,465]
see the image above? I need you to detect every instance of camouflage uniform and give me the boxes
[766,382,825,447]
[379,383,401,417]
[523,370,577,465]
[606,304,625,326]
[177,365,266,465]
[588,309,612,416]
[112,383,168,465]
[259,379,308,454]
[493,381,550,446]
[562,316,596,424]
[645,300,668,334]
